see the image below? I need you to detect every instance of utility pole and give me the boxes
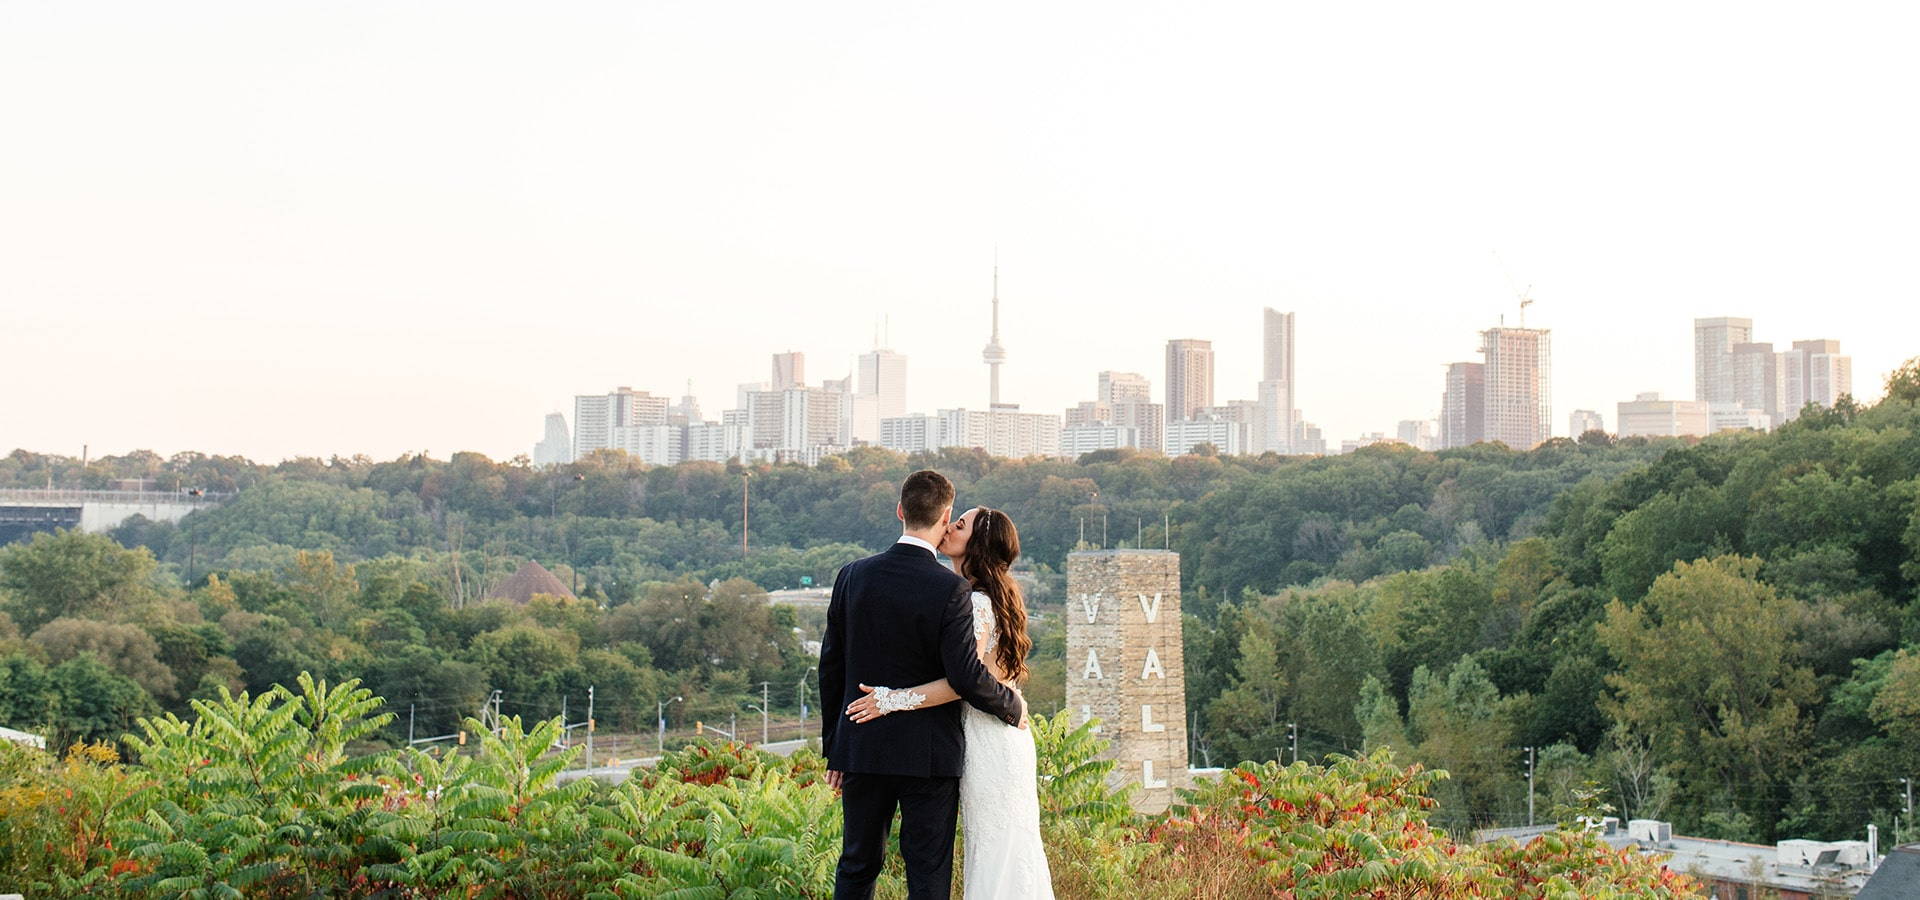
[1288,722,1298,765]
[408,703,416,746]
[1163,512,1170,549]
[560,695,569,747]
[760,681,770,745]
[1528,748,1543,825]
[586,686,595,768]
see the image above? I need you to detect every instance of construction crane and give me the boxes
[1492,249,1536,327]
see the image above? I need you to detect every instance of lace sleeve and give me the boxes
[970,591,996,645]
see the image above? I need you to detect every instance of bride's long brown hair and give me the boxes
[957,507,1031,684]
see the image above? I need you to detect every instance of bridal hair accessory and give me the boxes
[871,685,927,714]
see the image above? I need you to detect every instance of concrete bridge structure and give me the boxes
[0,488,230,544]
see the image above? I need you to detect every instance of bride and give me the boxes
[844,505,1054,898]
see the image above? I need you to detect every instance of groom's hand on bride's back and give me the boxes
[1016,695,1030,730]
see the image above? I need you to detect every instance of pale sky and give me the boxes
[4,2,1916,462]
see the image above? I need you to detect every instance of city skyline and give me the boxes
[4,3,1916,462]
[541,300,1868,466]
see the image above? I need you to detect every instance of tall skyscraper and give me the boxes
[982,265,1009,408]
[1258,309,1297,454]
[1729,342,1778,421]
[533,413,571,466]
[858,348,909,420]
[1694,317,1753,405]
[1792,339,1853,410]
[1479,326,1551,449]
[772,352,806,391]
[1440,362,1486,449]
[1164,339,1214,424]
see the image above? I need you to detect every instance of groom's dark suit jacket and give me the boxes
[819,541,1023,778]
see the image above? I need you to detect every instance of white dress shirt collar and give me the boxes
[895,534,938,556]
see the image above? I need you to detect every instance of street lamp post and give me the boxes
[797,666,817,731]
[745,681,769,744]
[658,695,683,753]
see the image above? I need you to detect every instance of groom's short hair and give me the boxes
[899,470,955,529]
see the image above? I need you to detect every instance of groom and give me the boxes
[819,469,1028,899]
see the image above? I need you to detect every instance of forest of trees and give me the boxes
[4,357,1918,847]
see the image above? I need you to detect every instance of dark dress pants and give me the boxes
[833,772,961,900]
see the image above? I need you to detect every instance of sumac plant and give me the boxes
[0,673,1700,898]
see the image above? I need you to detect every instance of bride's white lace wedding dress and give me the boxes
[959,590,1055,898]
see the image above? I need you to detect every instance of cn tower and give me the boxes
[982,262,1009,407]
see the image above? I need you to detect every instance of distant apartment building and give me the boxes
[746,387,847,453]
[1617,392,1709,438]
[1165,413,1247,456]
[1098,371,1151,405]
[771,352,805,391]
[1259,309,1298,454]
[1115,400,1165,455]
[573,387,670,459]
[986,408,1062,458]
[1396,419,1437,451]
[1729,342,1778,422]
[1164,339,1215,425]
[1568,409,1605,438]
[1340,433,1394,454]
[1292,420,1327,455]
[1440,362,1486,449]
[1694,319,1852,426]
[608,423,683,466]
[686,421,749,463]
[533,413,571,466]
[879,413,941,454]
[1710,406,1772,432]
[1794,339,1853,411]
[877,407,1054,457]
[879,409,987,455]
[1061,424,1139,457]
[1066,373,1161,455]
[940,408,991,450]
[1480,326,1551,449]
[1694,317,1754,406]
[1064,400,1112,428]
[854,348,908,443]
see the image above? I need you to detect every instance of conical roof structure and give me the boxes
[483,560,576,605]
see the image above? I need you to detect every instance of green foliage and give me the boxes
[1595,557,1820,840]
[0,529,168,631]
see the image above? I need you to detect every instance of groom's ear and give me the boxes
[896,502,907,524]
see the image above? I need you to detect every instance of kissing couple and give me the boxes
[818,469,1054,898]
